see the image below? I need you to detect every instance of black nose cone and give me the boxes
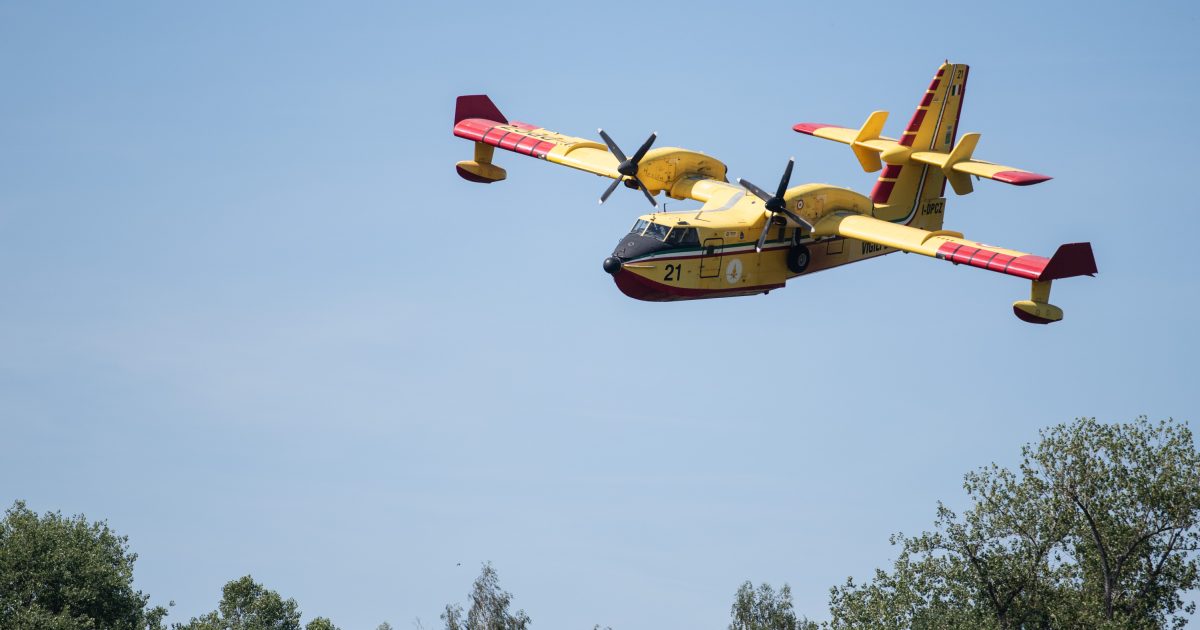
[603,256,623,275]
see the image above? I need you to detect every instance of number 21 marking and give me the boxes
[664,264,682,281]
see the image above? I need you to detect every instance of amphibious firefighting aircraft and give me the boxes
[451,62,1096,323]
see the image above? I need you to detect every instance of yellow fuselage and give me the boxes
[605,183,938,301]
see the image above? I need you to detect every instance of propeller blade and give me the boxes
[780,208,813,230]
[755,212,774,253]
[629,132,657,164]
[635,178,658,207]
[597,129,627,163]
[738,178,773,204]
[774,158,795,200]
[600,177,622,204]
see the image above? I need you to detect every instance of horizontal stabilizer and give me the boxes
[794,120,1051,192]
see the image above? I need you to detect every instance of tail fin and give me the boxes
[794,63,1051,215]
[871,62,969,227]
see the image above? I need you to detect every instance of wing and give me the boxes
[813,210,1096,323]
[452,95,738,204]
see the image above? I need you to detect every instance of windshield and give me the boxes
[629,219,649,235]
[644,223,670,241]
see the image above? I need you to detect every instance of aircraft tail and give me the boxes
[871,62,968,227]
[794,62,1051,229]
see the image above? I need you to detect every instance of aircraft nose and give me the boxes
[602,256,623,275]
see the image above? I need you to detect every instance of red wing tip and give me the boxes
[793,123,840,135]
[1039,242,1098,280]
[993,170,1053,186]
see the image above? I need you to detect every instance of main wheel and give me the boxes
[786,244,810,274]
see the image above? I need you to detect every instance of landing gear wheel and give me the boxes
[786,244,810,273]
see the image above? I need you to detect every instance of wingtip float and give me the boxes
[451,62,1096,324]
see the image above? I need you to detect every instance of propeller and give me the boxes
[597,129,658,207]
[738,158,809,252]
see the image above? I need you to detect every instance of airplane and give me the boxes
[451,61,1096,324]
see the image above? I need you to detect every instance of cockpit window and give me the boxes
[666,227,700,246]
[644,222,670,241]
[630,219,650,235]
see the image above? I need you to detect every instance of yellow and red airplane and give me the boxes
[451,62,1096,323]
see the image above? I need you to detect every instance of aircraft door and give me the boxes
[699,237,723,278]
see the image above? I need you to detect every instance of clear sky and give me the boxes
[1,1,1197,628]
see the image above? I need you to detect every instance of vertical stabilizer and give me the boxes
[872,63,969,228]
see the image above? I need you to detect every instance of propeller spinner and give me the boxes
[597,129,658,207]
[738,158,810,252]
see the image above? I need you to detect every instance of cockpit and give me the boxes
[627,219,700,247]
[605,219,701,274]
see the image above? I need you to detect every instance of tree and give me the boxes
[729,581,814,630]
[0,500,168,630]
[175,575,338,630]
[1036,417,1200,627]
[441,563,530,630]
[817,417,1200,629]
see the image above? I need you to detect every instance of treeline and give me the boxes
[2,417,1197,629]
[731,416,1200,630]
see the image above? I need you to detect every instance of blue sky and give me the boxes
[1,1,1197,628]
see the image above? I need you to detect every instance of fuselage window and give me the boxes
[630,219,650,235]
[666,227,699,246]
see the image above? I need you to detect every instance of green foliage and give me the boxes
[441,563,530,630]
[820,417,1200,630]
[729,581,813,630]
[0,500,168,630]
[174,575,336,630]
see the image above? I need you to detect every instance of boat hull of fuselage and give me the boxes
[608,236,899,302]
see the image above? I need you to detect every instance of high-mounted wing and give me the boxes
[812,210,1096,323]
[452,95,738,205]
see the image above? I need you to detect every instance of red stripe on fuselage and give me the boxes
[623,244,792,265]
[871,180,896,203]
[612,270,783,302]
[905,109,927,132]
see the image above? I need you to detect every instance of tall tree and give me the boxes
[0,500,168,630]
[1035,417,1200,627]
[729,581,813,630]
[175,575,338,630]
[441,563,530,630]
[816,417,1200,629]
